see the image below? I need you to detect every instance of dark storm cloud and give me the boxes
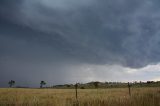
[1,0,160,87]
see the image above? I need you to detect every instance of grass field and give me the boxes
[0,87,159,106]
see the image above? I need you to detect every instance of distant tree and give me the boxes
[147,81,154,84]
[40,81,46,88]
[8,80,15,88]
[93,81,99,89]
[66,84,71,88]
[105,82,109,84]
[80,86,85,89]
[140,81,142,86]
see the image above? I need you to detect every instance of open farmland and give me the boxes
[0,87,159,106]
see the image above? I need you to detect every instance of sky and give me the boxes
[0,0,160,87]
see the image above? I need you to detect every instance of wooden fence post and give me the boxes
[75,83,78,100]
[128,82,131,96]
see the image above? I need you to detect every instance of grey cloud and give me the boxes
[11,0,160,68]
[1,0,160,65]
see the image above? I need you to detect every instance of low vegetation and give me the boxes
[0,87,159,106]
[52,81,160,89]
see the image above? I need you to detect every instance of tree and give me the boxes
[93,81,99,89]
[40,81,46,88]
[8,80,15,88]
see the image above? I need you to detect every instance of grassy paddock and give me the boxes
[0,87,159,106]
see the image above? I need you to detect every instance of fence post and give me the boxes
[75,83,78,100]
[128,82,131,96]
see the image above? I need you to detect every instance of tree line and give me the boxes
[8,80,160,88]
[8,80,102,89]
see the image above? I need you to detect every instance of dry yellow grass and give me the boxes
[0,87,159,106]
